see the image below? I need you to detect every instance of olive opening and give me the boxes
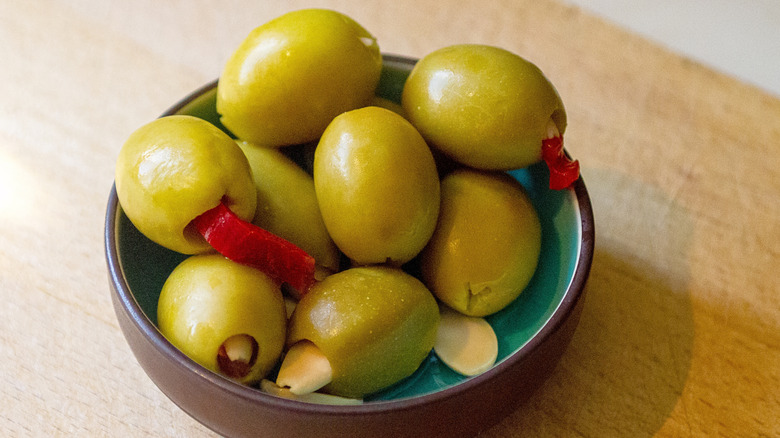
[182,220,208,248]
[182,196,233,249]
[217,334,260,379]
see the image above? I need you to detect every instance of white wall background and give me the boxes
[562,0,780,98]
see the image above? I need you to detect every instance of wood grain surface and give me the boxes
[1,0,777,436]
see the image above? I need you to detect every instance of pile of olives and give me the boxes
[115,8,572,402]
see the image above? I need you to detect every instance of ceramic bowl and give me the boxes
[104,55,594,438]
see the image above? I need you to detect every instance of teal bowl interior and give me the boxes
[112,55,592,403]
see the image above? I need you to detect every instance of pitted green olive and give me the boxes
[217,9,382,146]
[157,254,287,385]
[402,44,566,170]
[313,106,440,265]
[115,115,256,254]
[238,142,341,273]
[287,266,439,398]
[420,169,541,316]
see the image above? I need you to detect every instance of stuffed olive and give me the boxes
[402,44,566,170]
[157,254,287,385]
[286,266,439,398]
[115,115,256,254]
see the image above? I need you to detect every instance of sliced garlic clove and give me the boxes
[434,306,498,376]
[545,117,561,140]
[260,379,362,405]
[223,334,255,363]
[276,340,333,395]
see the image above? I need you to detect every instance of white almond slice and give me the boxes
[276,340,333,395]
[434,306,498,376]
[260,379,362,405]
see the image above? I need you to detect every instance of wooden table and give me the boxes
[2,0,778,436]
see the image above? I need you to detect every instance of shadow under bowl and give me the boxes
[104,55,595,438]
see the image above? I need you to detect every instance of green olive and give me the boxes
[115,115,256,254]
[401,44,566,170]
[287,266,439,398]
[420,169,541,317]
[217,9,382,146]
[237,141,341,272]
[313,106,440,265]
[158,254,287,385]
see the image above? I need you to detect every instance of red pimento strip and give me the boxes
[192,200,316,294]
[541,136,580,190]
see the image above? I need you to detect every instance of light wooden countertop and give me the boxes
[1,0,778,436]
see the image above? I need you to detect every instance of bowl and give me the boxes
[104,54,594,438]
